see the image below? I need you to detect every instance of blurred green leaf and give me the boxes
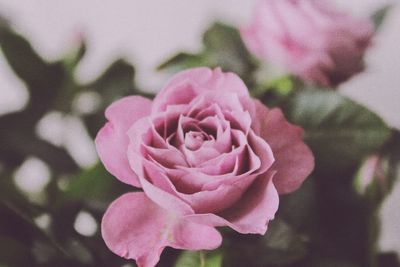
[85,59,135,98]
[64,162,131,203]
[82,59,154,137]
[382,130,400,191]
[202,22,257,77]
[283,89,392,172]
[0,130,78,173]
[175,251,222,267]
[0,17,145,267]
[158,22,257,81]
[0,22,65,119]
[278,178,317,231]
[157,52,206,71]
[0,21,78,173]
[372,4,394,31]
[224,218,308,267]
[63,36,86,70]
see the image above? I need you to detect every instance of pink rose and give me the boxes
[95,68,314,267]
[241,0,374,87]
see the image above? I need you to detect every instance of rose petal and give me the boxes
[95,96,152,187]
[254,101,314,194]
[152,68,249,113]
[187,171,279,234]
[102,192,221,267]
[140,156,260,214]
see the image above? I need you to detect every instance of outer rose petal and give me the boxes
[254,100,314,194]
[187,171,279,234]
[95,96,152,187]
[152,67,249,113]
[102,192,222,267]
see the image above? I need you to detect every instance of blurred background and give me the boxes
[0,0,399,265]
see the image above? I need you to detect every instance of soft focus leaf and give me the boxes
[0,131,78,173]
[175,251,222,267]
[284,89,392,172]
[85,59,135,97]
[278,178,317,231]
[202,22,257,77]
[158,22,257,81]
[63,36,86,70]
[82,59,153,138]
[64,162,130,203]
[0,22,65,119]
[382,130,400,191]
[372,4,394,31]
[157,52,206,71]
[224,218,308,267]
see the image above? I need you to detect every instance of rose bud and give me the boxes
[241,0,374,87]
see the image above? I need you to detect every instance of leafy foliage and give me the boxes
[283,88,392,172]
[158,22,258,83]
[0,17,147,267]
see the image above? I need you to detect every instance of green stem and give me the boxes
[200,251,206,267]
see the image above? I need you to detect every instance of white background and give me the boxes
[0,0,399,254]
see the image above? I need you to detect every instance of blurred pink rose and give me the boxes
[241,0,374,87]
[95,68,314,267]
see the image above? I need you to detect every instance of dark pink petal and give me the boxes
[152,68,249,113]
[95,96,152,187]
[254,100,314,194]
[102,192,221,267]
[187,171,279,234]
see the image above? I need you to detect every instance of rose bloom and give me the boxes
[241,0,374,87]
[95,68,314,267]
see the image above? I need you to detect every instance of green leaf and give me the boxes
[0,22,65,118]
[64,162,130,203]
[158,22,257,81]
[283,89,392,172]
[82,59,153,137]
[0,126,78,173]
[202,23,257,76]
[382,130,400,192]
[174,251,222,267]
[278,177,318,230]
[371,4,394,31]
[157,52,206,71]
[85,59,135,97]
[63,36,86,70]
[224,218,308,267]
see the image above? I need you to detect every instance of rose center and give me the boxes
[184,131,206,150]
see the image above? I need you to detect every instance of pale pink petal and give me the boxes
[254,100,314,194]
[152,68,249,113]
[102,192,221,267]
[95,96,152,187]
